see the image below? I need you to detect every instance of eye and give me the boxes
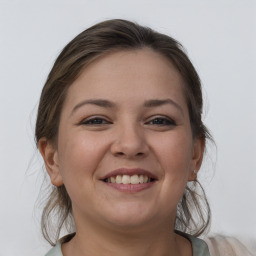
[146,116,177,126]
[80,116,112,125]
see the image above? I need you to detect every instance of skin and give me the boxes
[39,48,204,256]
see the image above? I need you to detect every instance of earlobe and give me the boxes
[188,137,205,181]
[38,138,64,187]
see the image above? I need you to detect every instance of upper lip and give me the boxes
[100,168,158,181]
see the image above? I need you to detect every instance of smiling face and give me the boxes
[40,48,204,232]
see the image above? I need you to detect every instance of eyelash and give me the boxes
[80,117,112,125]
[80,116,176,126]
[145,117,177,126]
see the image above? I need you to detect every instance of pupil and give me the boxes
[92,119,102,124]
[154,119,163,124]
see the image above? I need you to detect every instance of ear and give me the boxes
[188,137,205,181]
[38,138,63,187]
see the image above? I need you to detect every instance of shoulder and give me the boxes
[204,235,256,256]
[45,233,75,256]
[45,242,62,256]
[176,231,210,256]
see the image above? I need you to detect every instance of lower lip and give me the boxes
[104,182,155,193]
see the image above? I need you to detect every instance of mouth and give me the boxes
[100,168,157,192]
[103,174,155,184]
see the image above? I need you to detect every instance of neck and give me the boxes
[62,214,192,256]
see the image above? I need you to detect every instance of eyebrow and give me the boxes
[71,99,116,116]
[144,99,184,116]
[71,98,184,116]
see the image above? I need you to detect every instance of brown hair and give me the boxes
[36,19,212,245]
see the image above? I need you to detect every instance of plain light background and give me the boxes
[0,0,255,255]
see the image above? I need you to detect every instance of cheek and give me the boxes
[151,131,193,191]
[56,131,111,208]
[57,131,108,182]
[154,132,193,170]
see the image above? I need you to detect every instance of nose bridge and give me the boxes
[111,117,148,157]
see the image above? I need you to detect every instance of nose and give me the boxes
[110,122,149,159]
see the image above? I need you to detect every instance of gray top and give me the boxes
[45,232,210,256]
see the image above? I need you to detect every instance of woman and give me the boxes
[36,19,239,256]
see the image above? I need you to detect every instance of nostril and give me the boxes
[116,152,125,156]
[114,151,144,157]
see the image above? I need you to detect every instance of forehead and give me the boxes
[63,48,187,110]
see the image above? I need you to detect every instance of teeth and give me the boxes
[116,175,122,184]
[144,176,149,183]
[106,174,152,184]
[122,175,130,184]
[131,175,139,184]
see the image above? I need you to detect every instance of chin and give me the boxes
[102,203,156,230]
